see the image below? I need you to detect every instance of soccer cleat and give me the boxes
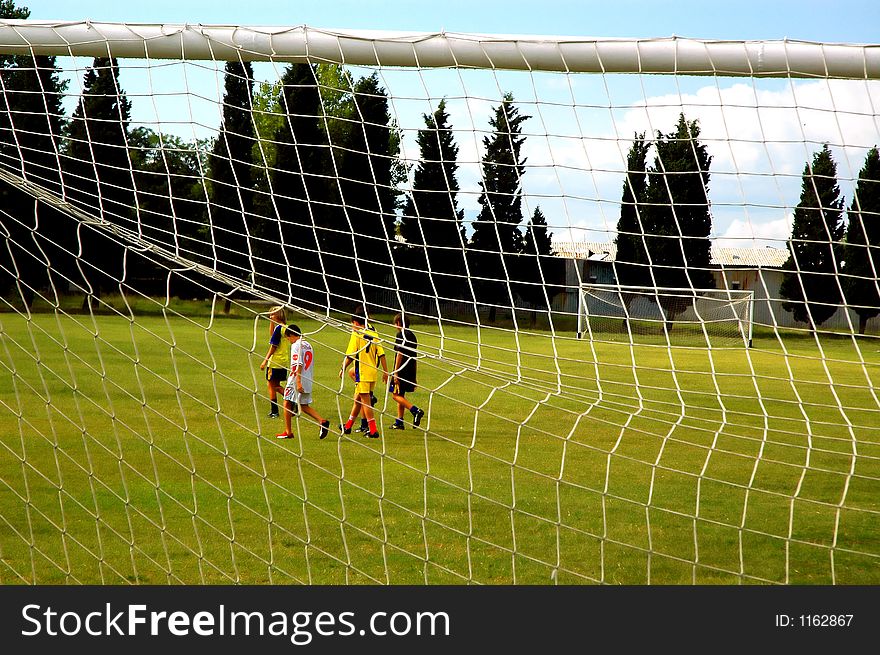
[275,432,292,439]
[319,420,330,440]
[340,424,352,435]
[357,422,369,433]
[268,411,279,418]
[412,407,425,427]
[389,422,405,430]
[367,431,380,439]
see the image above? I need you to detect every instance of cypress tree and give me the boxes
[643,114,714,325]
[0,0,69,306]
[843,146,880,334]
[519,205,562,326]
[60,57,134,304]
[400,99,467,309]
[337,73,400,310]
[470,92,529,322]
[206,61,258,284]
[614,133,650,288]
[780,144,845,330]
[268,63,331,309]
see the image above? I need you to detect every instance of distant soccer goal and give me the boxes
[578,284,755,347]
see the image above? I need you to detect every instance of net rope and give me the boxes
[0,22,878,584]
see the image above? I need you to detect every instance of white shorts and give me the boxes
[283,384,312,406]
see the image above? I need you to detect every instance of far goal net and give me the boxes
[579,284,755,347]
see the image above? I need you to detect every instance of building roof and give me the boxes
[552,241,789,268]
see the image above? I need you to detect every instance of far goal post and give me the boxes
[577,284,755,348]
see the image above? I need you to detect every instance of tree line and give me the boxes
[1,1,878,330]
[0,2,563,322]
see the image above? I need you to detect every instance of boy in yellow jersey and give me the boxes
[339,309,389,439]
[258,306,290,418]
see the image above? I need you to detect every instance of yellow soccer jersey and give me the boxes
[346,325,385,383]
[268,323,290,370]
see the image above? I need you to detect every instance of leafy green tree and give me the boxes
[613,133,650,288]
[843,146,880,334]
[643,114,714,324]
[251,80,282,170]
[128,127,209,296]
[469,92,529,322]
[205,61,260,284]
[400,99,467,308]
[780,144,845,330]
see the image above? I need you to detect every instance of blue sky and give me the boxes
[27,0,880,43]
[15,1,880,248]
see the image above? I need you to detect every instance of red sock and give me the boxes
[344,418,354,430]
[368,419,377,434]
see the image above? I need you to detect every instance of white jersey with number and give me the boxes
[289,338,315,394]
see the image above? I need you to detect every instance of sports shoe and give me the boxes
[367,431,380,439]
[389,422,405,430]
[412,407,425,427]
[268,411,279,419]
[357,422,369,433]
[319,420,330,440]
[275,432,292,439]
[340,424,351,435]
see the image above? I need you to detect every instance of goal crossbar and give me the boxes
[0,20,878,78]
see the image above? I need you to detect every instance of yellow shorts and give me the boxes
[354,380,375,396]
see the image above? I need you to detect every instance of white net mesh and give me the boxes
[0,22,878,585]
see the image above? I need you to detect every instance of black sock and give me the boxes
[270,400,278,414]
[360,418,369,428]
[410,405,420,415]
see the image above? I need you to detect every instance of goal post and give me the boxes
[578,284,755,348]
[0,19,878,587]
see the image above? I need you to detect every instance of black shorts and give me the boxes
[266,367,288,383]
[390,379,416,395]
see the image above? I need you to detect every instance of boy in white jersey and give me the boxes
[276,324,331,440]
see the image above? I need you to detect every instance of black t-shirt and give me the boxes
[394,328,417,384]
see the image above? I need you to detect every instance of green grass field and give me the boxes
[1,297,879,585]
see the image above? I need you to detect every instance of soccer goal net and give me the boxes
[0,21,878,585]
[579,284,754,347]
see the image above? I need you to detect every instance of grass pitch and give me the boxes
[1,298,878,584]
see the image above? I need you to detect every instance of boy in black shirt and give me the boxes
[389,313,425,430]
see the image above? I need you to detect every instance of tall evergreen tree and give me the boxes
[843,146,880,334]
[613,133,650,288]
[0,0,69,306]
[62,57,134,221]
[518,205,562,326]
[780,144,845,330]
[469,92,529,322]
[268,62,332,308]
[337,73,400,308]
[60,57,134,302]
[643,114,714,324]
[400,99,467,308]
[206,61,259,284]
